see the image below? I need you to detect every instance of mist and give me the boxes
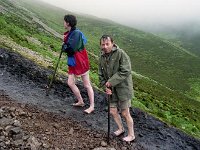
[41,0,200,32]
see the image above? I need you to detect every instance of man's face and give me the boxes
[100,38,113,54]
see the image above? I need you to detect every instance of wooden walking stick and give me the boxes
[46,50,63,96]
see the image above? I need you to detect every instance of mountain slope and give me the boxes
[0,0,200,139]
[1,47,200,149]
[16,0,200,98]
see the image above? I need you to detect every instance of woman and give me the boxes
[62,14,94,114]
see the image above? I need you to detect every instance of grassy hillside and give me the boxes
[133,73,200,138]
[152,24,200,101]
[17,0,200,99]
[0,0,199,139]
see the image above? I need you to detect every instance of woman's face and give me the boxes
[64,21,70,30]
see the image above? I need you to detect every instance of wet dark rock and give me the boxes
[13,120,21,127]
[121,147,128,150]
[94,147,116,150]
[100,141,107,147]
[0,117,14,127]
[95,133,102,138]
[69,127,74,135]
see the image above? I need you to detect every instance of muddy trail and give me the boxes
[0,48,200,150]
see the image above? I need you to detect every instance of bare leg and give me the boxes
[110,107,124,135]
[81,73,94,113]
[121,108,135,142]
[67,74,84,105]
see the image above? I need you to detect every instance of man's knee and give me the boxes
[121,109,129,118]
[110,108,117,116]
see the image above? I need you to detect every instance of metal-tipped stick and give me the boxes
[107,94,111,144]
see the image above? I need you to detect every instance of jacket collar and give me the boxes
[64,27,76,35]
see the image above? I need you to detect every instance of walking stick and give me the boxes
[46,50,63,96]
[107,94,111,144]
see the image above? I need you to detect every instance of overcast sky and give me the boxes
[41,0,200,31]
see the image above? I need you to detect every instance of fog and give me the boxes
[41,0,200,32]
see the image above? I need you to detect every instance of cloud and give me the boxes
[41,0,200,30]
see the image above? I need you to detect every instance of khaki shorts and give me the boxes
[110,99,131,110]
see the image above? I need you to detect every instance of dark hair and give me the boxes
[100,35,114,44]
[64,14,77,28]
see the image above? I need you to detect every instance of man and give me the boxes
[98,35,135,142]
[62,14,94,114]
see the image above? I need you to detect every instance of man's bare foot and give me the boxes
[84,107,94,114]
[114,128,125,136]
[72,102,85,107]
[123,135,135,142]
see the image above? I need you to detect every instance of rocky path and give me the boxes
[0,48,200,150]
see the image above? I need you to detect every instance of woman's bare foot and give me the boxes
[84,107,94,114]
[123,135,135,142]
[114,128,125,136]
[72,102,85,107]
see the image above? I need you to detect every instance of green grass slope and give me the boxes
[17,0,200,98]
[153,25,200,101]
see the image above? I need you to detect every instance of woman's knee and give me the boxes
[67,75,75,87]
[82,74,91,88]
[83,83,91,89]
[67,79,75,87]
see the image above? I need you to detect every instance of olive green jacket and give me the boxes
[98,44,133,101]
